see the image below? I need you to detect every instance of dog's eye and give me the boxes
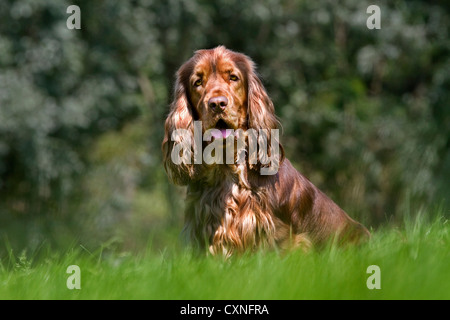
[230,74,239,81]
[194,79,202,87]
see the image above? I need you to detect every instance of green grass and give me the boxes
[0,214,449,300]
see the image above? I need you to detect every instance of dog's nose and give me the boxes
[208,96,228,112]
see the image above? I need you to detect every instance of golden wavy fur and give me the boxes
[162,46,369,256]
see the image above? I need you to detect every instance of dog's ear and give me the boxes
[162,62,197,185]
[242,56,285,173]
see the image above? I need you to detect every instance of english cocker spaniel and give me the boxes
[162,46,369,256]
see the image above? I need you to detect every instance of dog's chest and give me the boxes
[189,175,240,223]
[185,172,275,255]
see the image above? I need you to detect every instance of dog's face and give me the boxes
[178,46,250,137]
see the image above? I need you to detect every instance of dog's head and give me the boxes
[162,46,284,184]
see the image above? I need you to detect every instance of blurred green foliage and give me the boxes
[0,0,449,252]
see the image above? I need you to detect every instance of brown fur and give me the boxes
[162,46,370,256]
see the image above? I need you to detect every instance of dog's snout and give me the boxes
[208,96,228,112]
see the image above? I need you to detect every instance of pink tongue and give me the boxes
[211,129,232,139]
[221,129,230,138]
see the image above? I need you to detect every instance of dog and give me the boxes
[162,46,370,256]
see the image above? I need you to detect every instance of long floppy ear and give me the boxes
[246,61,285,174]
[162,65,197,185]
